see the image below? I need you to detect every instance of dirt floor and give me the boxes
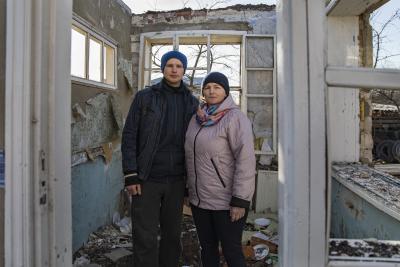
[73,212,279,267]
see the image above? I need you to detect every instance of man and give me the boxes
[121,50,199,267]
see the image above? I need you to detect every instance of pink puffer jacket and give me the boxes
[185,95,256,210]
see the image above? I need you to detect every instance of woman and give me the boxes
[185,72,256,267]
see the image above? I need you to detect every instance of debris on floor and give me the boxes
[329,238,400,260]
[73,224,133,267]
[74,211,279,266]
[333,162,400,211]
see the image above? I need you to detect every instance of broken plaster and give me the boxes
[118,58,134,90]
[71,93,120,153]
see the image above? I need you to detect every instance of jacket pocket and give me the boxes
[211,158,226,188]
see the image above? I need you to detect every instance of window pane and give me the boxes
[246,37,274,68]
[103,44,115,85]
[151,45,173,69]
[184,69,207,97]
[71,27,86,78]
[89,37,102,82]
[150,71,163,85]
[247,98,274,151]
[247,70,273,95]
[179,44,208,69]
[210,44,241,87]
[230,91,241,106]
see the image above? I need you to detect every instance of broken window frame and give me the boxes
[71,15,118,89]
[278,0,400,267]
[138,31,277,155]
[5,0,73,266]
[243,34,277,155]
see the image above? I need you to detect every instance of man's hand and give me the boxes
[125,184,142,196]
[230,207,245,222]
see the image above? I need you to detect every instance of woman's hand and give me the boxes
[125,184,141,196]
[230,207,245,222]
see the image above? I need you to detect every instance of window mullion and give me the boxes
[207,35,211,73]
[85,33,90,80]
[100,41,104,83]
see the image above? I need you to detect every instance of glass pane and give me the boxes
[71,27,86,78]
[103,44,115,85]
[150,71,163,85]
[371,3,400,70]
[89,37,102,82]
[230,91,241,106]
[151,45,173,69]
[184,69,207,97]
[210,44,241,87]
[246,37,274,68]
[247,70,273,95]
[247,98,274,152]
[179,44,208,69]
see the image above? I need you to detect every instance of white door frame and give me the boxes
[277,0,327,266]
[5,0,72,266]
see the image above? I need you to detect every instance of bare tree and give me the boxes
[371,8,400,111]
[372,9,400,68]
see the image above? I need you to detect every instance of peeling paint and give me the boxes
[71,93,119,152]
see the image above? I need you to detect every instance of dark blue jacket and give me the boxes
[121,81,199,185]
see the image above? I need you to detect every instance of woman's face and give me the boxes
[203,82,227,105]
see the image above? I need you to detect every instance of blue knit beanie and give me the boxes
[160,50,188,72]
[202,72,230,96]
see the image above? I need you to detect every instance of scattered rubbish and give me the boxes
[251,235,278,254]
[329,238,400,259]
[73,224,133,266]
[253,244,269,260]
[113,212,132,234]
[104,248,132,262]
[73,255,90,267]
[74,214,278,266]
[333,163,400,212]
[252,232,269,241]
[254,218,271,228]
[242,245,255,259]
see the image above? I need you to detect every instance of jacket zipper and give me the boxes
[211,158,226,188]
[144,95,165,179]
[193,126,203,207]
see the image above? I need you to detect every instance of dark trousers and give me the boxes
[131,180,184,267]
[191,205,248,267]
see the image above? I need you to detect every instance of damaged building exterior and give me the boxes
[70,0,133,251]
[69,0,279,252]
[1,0,400,266]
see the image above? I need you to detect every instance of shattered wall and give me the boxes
[130,5,277,161]
[72,0,133,251]
[130,4,276,92]
[0,0,5,264]
[359,13,374,163]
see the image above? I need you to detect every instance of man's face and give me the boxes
[163,58,185,87]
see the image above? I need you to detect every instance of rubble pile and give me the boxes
[73,224,133,267]
[333,163,400,211]
[329,239,400,259]
[74,212,279,267]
